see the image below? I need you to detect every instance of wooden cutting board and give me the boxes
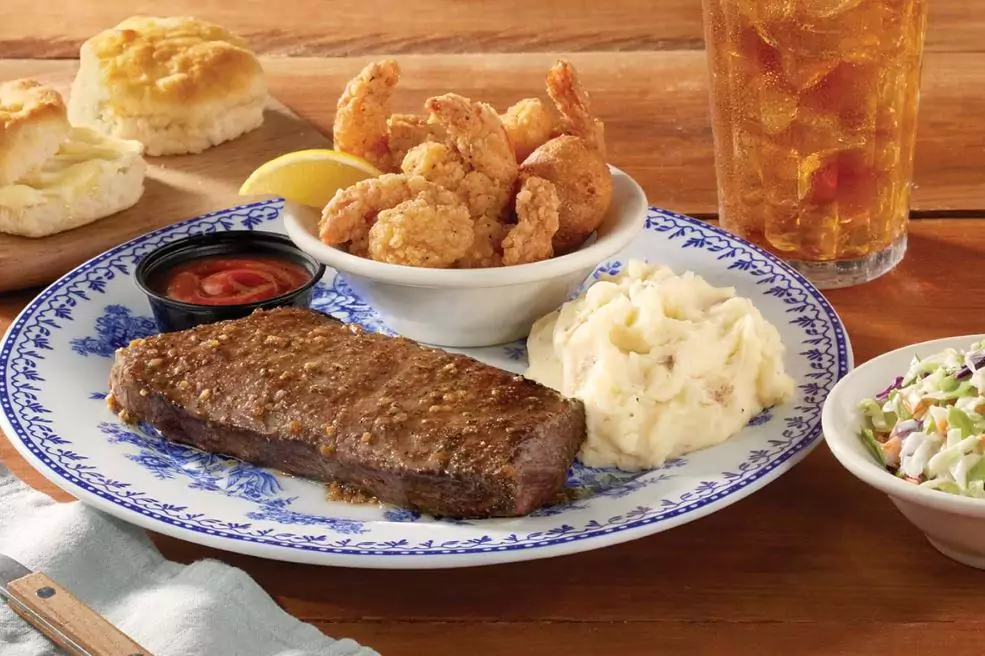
[0,67,332,293]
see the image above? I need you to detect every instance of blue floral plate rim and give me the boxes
[0,199,853,568]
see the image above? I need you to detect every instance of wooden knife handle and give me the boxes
[6,571,153,656]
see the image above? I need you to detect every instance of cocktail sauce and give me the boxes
[154,255,311,306]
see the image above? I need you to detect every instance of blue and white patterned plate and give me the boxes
[0,200,852,569]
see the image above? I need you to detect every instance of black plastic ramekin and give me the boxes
[135,230,326,333]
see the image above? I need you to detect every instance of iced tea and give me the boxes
[701,0,928,287]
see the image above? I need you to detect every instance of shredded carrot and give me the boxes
[909,399,932,420]
[881,436,902,462]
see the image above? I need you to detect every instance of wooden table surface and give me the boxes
[3,1,985,654]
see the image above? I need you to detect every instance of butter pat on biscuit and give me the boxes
[0,79,71,186]
[68,15,268,156]
[0,126,146,238]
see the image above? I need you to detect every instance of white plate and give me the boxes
[0,200,852,569]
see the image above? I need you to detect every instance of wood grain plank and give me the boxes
[146,445,972,624]
[262,52,985,215]
[0,63,332,293]
[312,621,985,656]
[0,0,978,57]
[2,51,983,229]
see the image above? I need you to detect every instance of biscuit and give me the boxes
[0,127,146,238]
[68,16,268,156]
[0,79,71,186]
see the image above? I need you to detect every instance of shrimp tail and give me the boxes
[546,59,606,155]
[333,60,401,172]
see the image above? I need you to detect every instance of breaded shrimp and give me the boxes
[455,171,511,222]
[501,98,559,163]
[333,60,400,172]
[502,176,560,266]
[397,145,509,268]
[319,173,443,246]
[400,142,466,191]
[424,93,519,232]
[348,234,370,257]
[546,59,605,155]
[368,192,473,268]
[388,113,447,168]
[425,93,518,188]
[455,214,508,269]
[402,135,512,225]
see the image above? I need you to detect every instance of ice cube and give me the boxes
[835,214,875,259]
[780,52,838,90]
[737,0,796,26]
[796,202,840,261]
[760,138,800,207]
[764,200,801,253]
[799,63,879,134]
[798,152,839,204]
[735,0,796,49]
[759,86,799,135]
[797,148,877,210]
[778,1,882,65]
[800,0,864,21]
[731,26,782,76]
[835,149,878,214]
[800,114,865,157]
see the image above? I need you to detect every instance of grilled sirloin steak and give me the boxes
[108,307,586,517]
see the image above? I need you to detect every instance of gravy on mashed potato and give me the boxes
[525,260,795,471]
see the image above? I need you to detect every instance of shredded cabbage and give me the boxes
[859,341,985,498]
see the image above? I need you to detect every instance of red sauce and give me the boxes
[156,255,310,306]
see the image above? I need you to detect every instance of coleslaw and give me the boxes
[859,340,985,497]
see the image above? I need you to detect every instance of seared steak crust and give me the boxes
[108,307,585,517]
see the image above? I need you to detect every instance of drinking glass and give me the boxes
[700,0,929,288]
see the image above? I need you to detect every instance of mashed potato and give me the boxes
[525,260,795,470]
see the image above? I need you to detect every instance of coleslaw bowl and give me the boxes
[823,334,985,569]
[282,166,647,348]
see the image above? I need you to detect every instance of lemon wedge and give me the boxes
[239,149,382,208]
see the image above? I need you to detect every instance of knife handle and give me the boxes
[6,571,153,656]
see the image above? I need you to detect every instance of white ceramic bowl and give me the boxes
[823,334,985,569]
[283,166,647,347]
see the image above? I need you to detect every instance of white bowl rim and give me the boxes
[823,333,985,517]
[282,165,647,289]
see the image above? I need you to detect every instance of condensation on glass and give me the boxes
[701,0,928,288]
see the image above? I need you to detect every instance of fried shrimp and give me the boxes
[400,142,466,190]
[368,192,473,268]
[456,171,514,223]
[348,234,370,257]
[546,59,605,155]
[425,93,518,189]
[455,214,508,269]
[424,92,519,236]
[319,173,443,246]
[501,98,558,163]
[387,113,447,168]
[325,57,611,270]
[502,176,560,266]
[333,60,401,172]
[402,131,513,225]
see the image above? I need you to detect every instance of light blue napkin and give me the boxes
[0,465,380,656]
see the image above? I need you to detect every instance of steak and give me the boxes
[108,307,586,517]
